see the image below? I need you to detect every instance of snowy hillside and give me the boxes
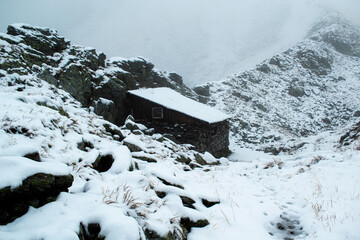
[0,68,359,239]
[0,68,225,239]
[198,16,360,153]
[1,16,360,240]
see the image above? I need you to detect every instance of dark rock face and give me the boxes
[55,64,93,105]
[339,121,360,146]
[288,85,306,98]
[180,217,210,233]
[7,24,68,56]
[92,154,115,173]
[78,222,105,240]
[23,151,41,162]
[0,173,73,225]
[144,229,178,240]
[193,85,210,96]
[296,47,333,76]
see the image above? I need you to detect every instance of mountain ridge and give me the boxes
[195,15,360,153]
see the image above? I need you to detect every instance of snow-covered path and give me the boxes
[187,134,360,240]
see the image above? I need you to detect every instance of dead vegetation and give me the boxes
[264,159,284,169]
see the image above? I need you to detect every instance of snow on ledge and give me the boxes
[0,156,69,189]
[128,87,229,124]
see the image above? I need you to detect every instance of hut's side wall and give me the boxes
[129,94,199,124]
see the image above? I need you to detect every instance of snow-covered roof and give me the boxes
[128,87,229,123]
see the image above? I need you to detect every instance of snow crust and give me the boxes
[0,156,69,189]
[128,87,229,123]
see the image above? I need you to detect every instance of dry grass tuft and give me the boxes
[264,159,284,169]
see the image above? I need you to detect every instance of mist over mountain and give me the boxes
[1,0,360,86]
[198,15,360,153]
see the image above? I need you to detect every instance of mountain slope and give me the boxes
[197,16,360,152]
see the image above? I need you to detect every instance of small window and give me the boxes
[152,107,163,119]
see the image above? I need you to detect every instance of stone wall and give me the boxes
[141,120,230,158]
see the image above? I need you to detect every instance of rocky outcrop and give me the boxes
[0,173,73,225]
[7,24,69,56]
[339,121,360,146]
[1,24,198,126]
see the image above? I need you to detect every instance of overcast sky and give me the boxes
[1,0,359,86]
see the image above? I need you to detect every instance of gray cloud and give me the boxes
[1,0,359,86]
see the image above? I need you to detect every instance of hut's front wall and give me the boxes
[140,120,230,158]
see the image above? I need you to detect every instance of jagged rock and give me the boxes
[144,229,177,240]
[92,98,116,123]
[256,63,271,73]
[180,196,196,209]
[194,154,206,165]
[124,116,140,131]
[0,173,73,225]
[155,191,167,198]
[157,177,184,189]
[77,139,95,152]
[193,85,210,96]
[123,140,144,152]
[92,79,128,124]
[0,58,28,74]
[7,24,68,56]
[143,128,155,135]
[269,55,291,70]
[168,72,183,85]
[296,46,333,76]
[75,48,106,71]
[78,222,105,240]
[288,85,306,97]
[103,123,124,141]
[55,64,93,105]
[92,154,115,173]
[175,154,192,165]
[23,151,41,162]
[132,153,157,163]
[180,217,209,233]
[339,121,360,146]
[132,130,143,135]
[201,198,220,208]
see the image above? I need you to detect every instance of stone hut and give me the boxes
[127,87,230,157]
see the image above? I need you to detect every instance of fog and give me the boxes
[1,0,359,86]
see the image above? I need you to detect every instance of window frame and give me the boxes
[152,107,164,119]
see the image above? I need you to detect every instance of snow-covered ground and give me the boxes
[1,68,360,239]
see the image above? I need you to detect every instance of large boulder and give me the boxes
[0,173,73,225]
